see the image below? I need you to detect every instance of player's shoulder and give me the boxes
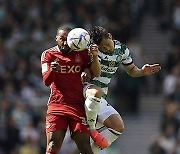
[114,40,128,50]
[114,40,129,55]
[41,46,57,56]
[43,46,57,53]
[41,46,58,61]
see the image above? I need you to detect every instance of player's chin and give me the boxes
[61,46,71,53]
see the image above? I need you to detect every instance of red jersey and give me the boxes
[41,45,91,108]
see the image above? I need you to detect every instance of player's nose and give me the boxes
[105,47,111,52]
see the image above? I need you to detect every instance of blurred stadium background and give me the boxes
[0,0,180,154]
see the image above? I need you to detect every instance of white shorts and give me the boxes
[83,82,119,129]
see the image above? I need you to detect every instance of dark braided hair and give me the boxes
[88,26,109,45]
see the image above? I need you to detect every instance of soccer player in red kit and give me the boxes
[40,26,101,154]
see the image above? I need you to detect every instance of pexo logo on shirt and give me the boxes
[41,63,81,74]
[60,65,81,73]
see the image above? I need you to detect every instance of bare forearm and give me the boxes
[124,63,161,77]
[125,64,143,77]
[90,56,101,77]
[129,65,144,77]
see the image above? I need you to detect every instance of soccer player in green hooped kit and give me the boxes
[83,26,161,153]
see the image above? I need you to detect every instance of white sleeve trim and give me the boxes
[41,63,48,74]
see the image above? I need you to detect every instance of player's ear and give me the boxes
[55,35,58,41]
[108,33,112,39]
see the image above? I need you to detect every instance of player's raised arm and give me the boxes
[123,63,161,77]
[89,44,101,77]
[120,44,161,77]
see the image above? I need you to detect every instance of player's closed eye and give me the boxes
[102,46,109,51]
[59,37,66,42]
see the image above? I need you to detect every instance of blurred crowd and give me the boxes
[0,0,179,154]
[149,0,180,154]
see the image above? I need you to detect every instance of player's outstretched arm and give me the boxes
[90,44,101,77]
[123,63,161,77]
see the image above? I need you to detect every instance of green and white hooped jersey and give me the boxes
[90,40,133,98]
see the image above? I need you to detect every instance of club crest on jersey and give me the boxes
[116,55,123,62]
[109,61,115,67]
[75,54,81,63]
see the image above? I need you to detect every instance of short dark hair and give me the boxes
[56,26,72,36]
[88,26,109,45]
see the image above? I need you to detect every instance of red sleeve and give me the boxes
[41,51,55,87]
[82,49,92,70]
